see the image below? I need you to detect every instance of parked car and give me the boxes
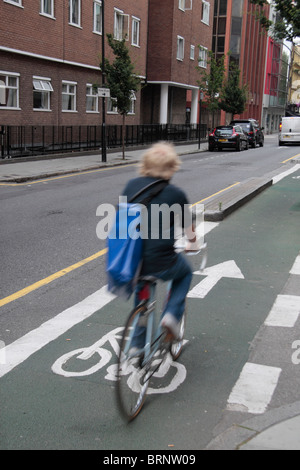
[209,125,249,152]
[230,119,264,148]
[279,116,300,145]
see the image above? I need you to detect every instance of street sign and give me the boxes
[98,87,110,98]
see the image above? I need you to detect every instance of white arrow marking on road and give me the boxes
[188,260,245,299]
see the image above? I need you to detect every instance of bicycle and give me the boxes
[116,242,207,421]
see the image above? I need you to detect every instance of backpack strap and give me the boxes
[129,179,168,206]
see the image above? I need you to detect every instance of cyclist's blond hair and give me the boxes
[139,142,181,180]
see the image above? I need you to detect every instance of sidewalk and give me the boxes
[0,142,203,184]
[1,139,300,450]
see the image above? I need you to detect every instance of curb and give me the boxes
[205,401,300,450]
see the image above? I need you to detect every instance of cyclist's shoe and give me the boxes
[160,313,180,342]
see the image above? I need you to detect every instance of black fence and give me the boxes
[0,124,207,159]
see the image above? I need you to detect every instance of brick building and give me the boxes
[212,0,269,125]
[0,0,214,129]
[0,0,148,127]
[142,0,214,125]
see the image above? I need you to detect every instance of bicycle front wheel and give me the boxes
[116,305,150,421]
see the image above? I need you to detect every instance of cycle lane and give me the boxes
[1,167,300,450]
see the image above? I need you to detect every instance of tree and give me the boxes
[250,0,300,41]
[197,50,226,128]
[219,62,248,121]
[104,34,141,159]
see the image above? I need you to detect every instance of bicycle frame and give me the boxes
[126,279,172,369]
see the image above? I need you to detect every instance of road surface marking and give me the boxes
[0,248,107,308]
[188,260,244,299]
[190,182,240,207]
[227,362,282,414]
[281,153,300,164]
[290,254,300,275]
[0,186,227,307]
[0,286,115,378]
[264,295,300,328]
[272,164,300,184]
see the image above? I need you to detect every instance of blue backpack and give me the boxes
[106,179,168,298]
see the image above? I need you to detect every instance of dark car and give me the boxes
[230,119,264,148]
[208,125,249,152]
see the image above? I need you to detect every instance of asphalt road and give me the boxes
[0,135,298,344]
[1,135,300,450]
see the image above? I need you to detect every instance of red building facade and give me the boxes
[213,0,269,125]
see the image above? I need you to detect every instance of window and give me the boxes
[198,46,208,68]
[33,77,53,110]
[190,45,195,60]
[69,0,81,27]
[0,72,19,109]
[179,0,185,11]
[129,92,136,114]
[107,97,118,114]
[132,17,140,47]
[177,36,185,61]
[40,0,54,17]
[201,0,210,25]
[4,0,23,6]
[114,9,124,40]
[86,84,99,112]
[62,81,77,111]
[93,0,102,34]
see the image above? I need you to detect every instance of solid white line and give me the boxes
[0,286,115,379]
[272,164,300,184]
[264,294,300,328]
[290,254,300,275]
[227,362,282,414]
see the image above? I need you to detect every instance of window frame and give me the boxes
[93,0,102,35]
[86,84,99,113]
[40,0,54,18]
[177,35,185,61]
[62,80,77,112]
[114,8,124,41]
[69,0,81,27]
[33,76,53,111]
[201,0,210,25]
[190,45,195,60]
[0,71,20,110]
[178,0,185,11]
[132,16,140,47]
[3,0,23,7]
[198,46,208,68]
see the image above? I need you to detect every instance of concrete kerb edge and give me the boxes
[205,401,300,450]
[0,159,140,183]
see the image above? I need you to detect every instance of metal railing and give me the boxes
[0,124,207,159]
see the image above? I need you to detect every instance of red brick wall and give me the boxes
[0,0,148,126]
[147,0,214,86]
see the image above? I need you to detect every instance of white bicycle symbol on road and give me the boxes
[51,327,188,395]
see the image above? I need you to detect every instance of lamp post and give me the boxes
[198,91,203,149]
[101,0,107,163]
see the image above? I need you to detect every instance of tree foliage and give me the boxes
[104,34,141,158]
[219,62,248,120]
[250,0,300,41]
[197,50,226,126]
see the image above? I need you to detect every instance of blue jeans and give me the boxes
[131,254,193,348]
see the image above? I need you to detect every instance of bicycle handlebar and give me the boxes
[175,242,208,272]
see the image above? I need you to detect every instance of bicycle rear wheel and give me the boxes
[116,305,150,421]
[170,310,186,360]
